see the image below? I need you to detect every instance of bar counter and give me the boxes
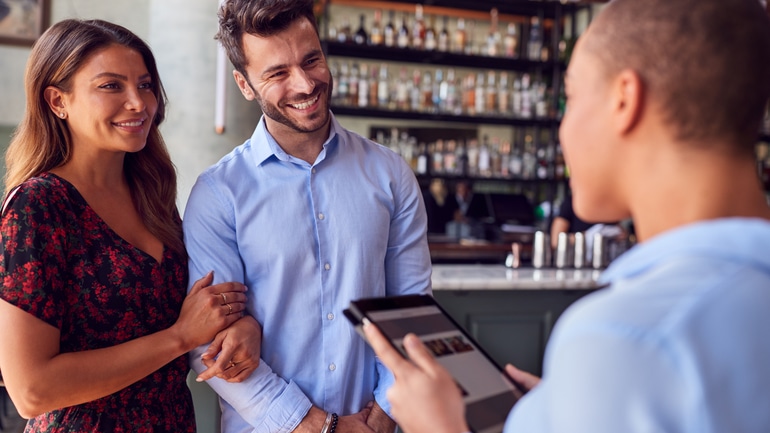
[429,264,604,376]
[431,264,604,291]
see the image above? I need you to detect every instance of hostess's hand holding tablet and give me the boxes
[343,294,525,433]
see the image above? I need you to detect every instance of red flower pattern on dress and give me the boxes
[0,173,195,433]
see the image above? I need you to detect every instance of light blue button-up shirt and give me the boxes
[506,218,770,432]
[183,114,432,433]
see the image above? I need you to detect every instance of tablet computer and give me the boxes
[344,294,525,433]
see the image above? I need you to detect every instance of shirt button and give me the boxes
[327,313,335,320]
[312,168,317,174]
[329,363,336,371]
[324,263,331,270]
[318,213,325,220]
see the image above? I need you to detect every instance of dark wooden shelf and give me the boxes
[323,41,564,72]
[416,173,568,185]
[331,0,580,19]
[331,105,559,127]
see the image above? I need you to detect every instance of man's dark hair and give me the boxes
[216,0,318,77]
[586,0,770,152]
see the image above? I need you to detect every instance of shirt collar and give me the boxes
[250,113,342,166]
[599,217,770,285]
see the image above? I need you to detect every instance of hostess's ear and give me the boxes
[611,69,644,136]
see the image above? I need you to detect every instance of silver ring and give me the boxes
[228,361,236,369]
[227,304,233,315]
[220,293,227,304]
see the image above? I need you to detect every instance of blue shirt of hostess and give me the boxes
[506,218,770,433]
[183,114,432,433]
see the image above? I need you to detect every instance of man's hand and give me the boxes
[366,400,396,433]
[196,315,262,382]
[362,320,468,433]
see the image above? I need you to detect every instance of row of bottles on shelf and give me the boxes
[374,128,567,181]
[325,5,573,62]
[331,61,562,119]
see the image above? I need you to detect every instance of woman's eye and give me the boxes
[100,83,120,90]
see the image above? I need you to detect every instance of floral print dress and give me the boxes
[0,173,195,432]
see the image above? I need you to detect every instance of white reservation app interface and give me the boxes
[369,305,519,433]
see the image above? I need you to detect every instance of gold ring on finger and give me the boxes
[227,304,233,315]
[220,293,227,304]
[229,361,236,369]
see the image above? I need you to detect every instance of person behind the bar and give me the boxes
[363,0,770,432]
[182,0,432,432]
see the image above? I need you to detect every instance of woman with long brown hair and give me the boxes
[0,19,252,432]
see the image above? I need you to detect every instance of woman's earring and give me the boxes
[59,112,66,119]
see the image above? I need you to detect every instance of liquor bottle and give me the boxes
[395,67,410,110]
[485,71,497,114]
[412,4,426,50]
[500,141,511,178]
[454,18,466,53]
[520,73,533,118]
[421,71,434,112]
[522,134,536,180]
[338,16,352,43]
[527,17,543,61]
[348,63,359,107]
[384,10,396,47]
[486,8,501,57]
[467,138,480,176]
[456,139,469,177]
[554,144,566,180]
[354,14,368,45]
[443,139,457,174]
[357,63,369,107]
[337,62,349,105]
[474,72,485,115]
[509,139,523,178]
[369,64,379,108]
[397,13,410,49]
[416,142,429,175]
[410,69,422,111]
[512,77,523,117]
[463,73,476,115]
[370,9,384,46]
[432,139,445,174]
[464,19,476,55]
[432,69,444,111]
[490,136,502,177]
[442,68,460,114]
[478,135,491,177]
[438,16,450,52]
[535,80,548,118]
[504,22,518,58]
[377,64,390,108]
[424,15,437,51]
[498,72,510,115]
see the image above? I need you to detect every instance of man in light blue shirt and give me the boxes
[361,0,770,432]
[182,1,431,432]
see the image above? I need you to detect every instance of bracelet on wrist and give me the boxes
[320,412,332,433]
[327,413,338,433]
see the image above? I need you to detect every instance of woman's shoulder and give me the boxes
[3,173,77,214]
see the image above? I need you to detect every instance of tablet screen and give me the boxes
[347,295,523,433]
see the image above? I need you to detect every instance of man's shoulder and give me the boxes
[199,140,254,179]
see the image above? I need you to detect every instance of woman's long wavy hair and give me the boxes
[4,19,184,256]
